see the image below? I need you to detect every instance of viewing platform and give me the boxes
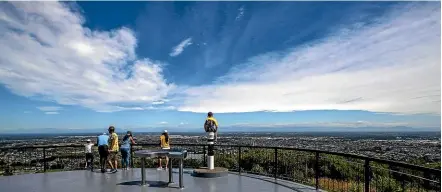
[0,168,320,192]
[0,143,440,192]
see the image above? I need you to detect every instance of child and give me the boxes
[84,139,94,171]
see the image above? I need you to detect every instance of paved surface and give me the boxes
[0,168,321,192]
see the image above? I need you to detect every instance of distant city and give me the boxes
[1,131,440,165]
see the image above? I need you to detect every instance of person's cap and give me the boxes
[163,129,168,133]
[86,139,91,142]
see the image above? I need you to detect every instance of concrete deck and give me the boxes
[0,168,321,192]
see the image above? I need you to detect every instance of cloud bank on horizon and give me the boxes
[0,2,440,118]
[178,3,441,115]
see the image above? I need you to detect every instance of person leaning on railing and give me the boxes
[97,132,109,173]
[120,131,135,170]
[157,129,170,170]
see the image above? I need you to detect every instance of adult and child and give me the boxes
[84,112,219,172]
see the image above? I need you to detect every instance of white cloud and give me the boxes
[37,106,62,112]
[0,2,440,117]
[169,38,192,57]
[179,122,188,125]
[159,121,168,125]
[152,101,165,105]
[0,2,174,112]
[23,111,31,113]
[177,3,441,115]
[45,111,59,115]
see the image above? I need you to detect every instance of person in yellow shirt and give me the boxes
[204,112,219,141]
[107,126,119,173]
[157,130,170,170]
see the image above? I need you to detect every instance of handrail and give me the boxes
[1,142,440,175]
[1,142,440,192]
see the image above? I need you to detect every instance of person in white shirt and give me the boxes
[84,139,94,171]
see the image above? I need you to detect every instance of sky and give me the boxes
[0,1,440,133]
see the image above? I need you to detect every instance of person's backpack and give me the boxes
[204,119,217,132]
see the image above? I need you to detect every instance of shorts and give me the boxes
[98,145,109,158]
[108,151,118,161]
[160,147,170,158]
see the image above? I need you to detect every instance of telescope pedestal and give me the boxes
[192,132,227,178]
[192,167,228,178]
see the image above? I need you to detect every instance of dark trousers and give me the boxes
[85,153,93,169]
[98,145,109,170]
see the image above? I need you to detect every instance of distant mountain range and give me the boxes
[220,126,441,133]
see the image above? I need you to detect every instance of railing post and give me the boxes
[203,145,206,166]
[130,145,134,168]
[315,152,319,190]
[43,148,47,172]
[364,159,370,192]
[238,146,241,174]
[274,148,278,179]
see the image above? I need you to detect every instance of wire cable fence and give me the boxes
[0,143,440,192]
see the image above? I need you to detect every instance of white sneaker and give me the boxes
[157,167,163,170]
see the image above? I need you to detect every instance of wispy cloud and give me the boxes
[235,6,245,20]
[177,3,441,115]
[23,111,31,114]
[37,106,62,112]
[159,121,168,125]
[45,111,59,115]
[0,2,174,112]
[169,38,193,57]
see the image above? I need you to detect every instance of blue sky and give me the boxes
[0,1,440,133]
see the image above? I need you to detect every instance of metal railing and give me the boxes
[0,143,440,192]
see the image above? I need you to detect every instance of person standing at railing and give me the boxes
[107,126,119,173]
[120,131,135,170]
[157,129,170,170]
[204,112,219,142]
[84,139,94,171]
[97,132,109,173]
[204,112,219,170]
